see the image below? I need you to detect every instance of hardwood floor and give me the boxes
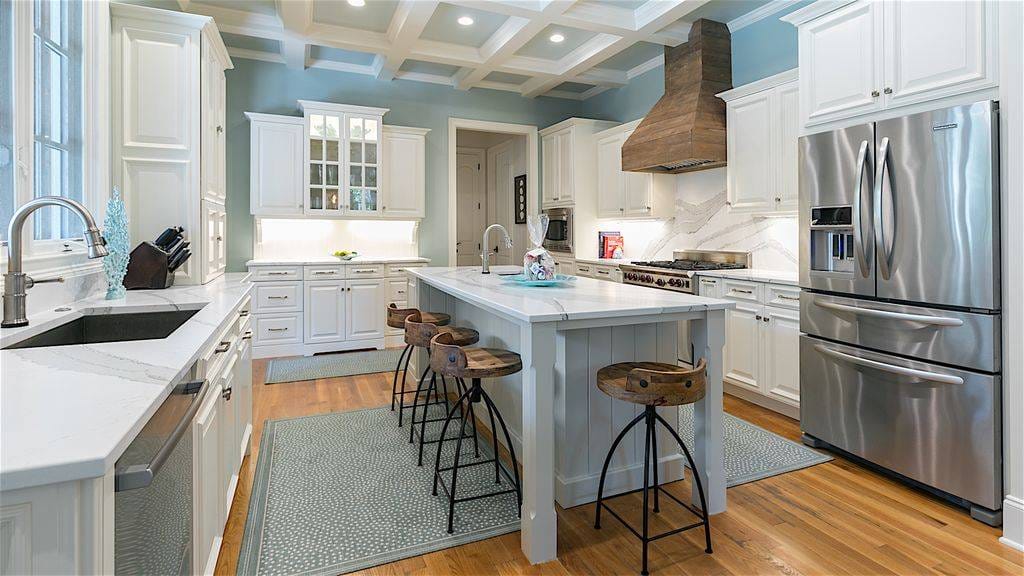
[215,359,1023,575]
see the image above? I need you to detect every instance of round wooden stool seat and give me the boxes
[430,333,523,380]
[404,314,479,348]
[387,304,451,330]
[596,358,707,407]
[438,326,480,347]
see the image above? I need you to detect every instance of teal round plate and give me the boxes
[503,273,576,287]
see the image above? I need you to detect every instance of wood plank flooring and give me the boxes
[215,358,1023,576]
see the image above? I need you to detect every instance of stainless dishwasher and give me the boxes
[114,363,208,575]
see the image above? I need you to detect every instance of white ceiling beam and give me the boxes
[276,0,312,70]
[378,0,439,81]
[226,46,285,65]
[408,40,485,68]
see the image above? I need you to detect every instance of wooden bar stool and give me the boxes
[405,312,481,466]
[386,304,450,426]
[429,332,523,534]
[593,358,713,576]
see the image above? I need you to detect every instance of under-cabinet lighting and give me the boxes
[347,0,366,6]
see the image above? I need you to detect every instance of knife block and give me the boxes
[124,242,175,290]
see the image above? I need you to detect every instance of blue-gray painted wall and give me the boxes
[225,58,580,271]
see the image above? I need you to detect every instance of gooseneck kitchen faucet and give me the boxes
[3,197,108,328]
[480,223,512,274]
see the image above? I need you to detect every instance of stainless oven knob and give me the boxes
[655,278,666,286]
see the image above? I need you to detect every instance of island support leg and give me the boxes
[688,310,727,514]
[520,322,558,564]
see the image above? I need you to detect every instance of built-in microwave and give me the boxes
[542,207,573,253]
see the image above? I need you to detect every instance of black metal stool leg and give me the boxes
[408,362,432,444]
[654,413,713,554]
[650,408,660,514]
[396,345,415,426]
[480,387,522,514]
[390,344,411,411]
[483,390,500,484]
[417,372,438,466]
[433,386,474,496]
[446,398,471,534]
[461,378,481,457]
[641,409,653,576]
[594,411,647,529]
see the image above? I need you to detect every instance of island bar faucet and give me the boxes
[480,223,512,274]
[2,197,108,328]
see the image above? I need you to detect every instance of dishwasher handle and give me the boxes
[115,379,209,492]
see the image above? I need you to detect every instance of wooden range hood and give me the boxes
[621,19,732,174]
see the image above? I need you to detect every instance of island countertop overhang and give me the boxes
[407,266,735,324]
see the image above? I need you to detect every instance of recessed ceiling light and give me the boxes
[457,16,474,26]
[549,33,565,43]
[347,0,365,6]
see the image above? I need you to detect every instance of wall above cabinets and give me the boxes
[246,101,428,220]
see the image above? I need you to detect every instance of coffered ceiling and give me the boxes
[173,0,790,101]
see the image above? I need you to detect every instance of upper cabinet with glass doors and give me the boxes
[298,101,387,217]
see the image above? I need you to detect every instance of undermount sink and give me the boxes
[4,308,202,350]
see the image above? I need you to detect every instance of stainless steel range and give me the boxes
[621,250,751,293]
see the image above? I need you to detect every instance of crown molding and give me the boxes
[728,0,802,32]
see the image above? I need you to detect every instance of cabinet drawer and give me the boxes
[593,265,616,281]
[574,263,593,277]
[346,264,384,278]
[722,279,762,302]
[254,313,302,346]
[387,278,408,302]
[386,262,425,277]
[254,282,302,313]
[304,265,344,280]
[698,277,721,297]
[250,266,301,282]
[765,285,801,309]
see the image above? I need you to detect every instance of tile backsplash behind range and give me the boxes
[604,168,797,271]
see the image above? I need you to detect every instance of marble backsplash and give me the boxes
[599,168,798,271]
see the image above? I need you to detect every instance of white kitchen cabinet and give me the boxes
[762,305,800,405]
[111,3,232,285]
[723,295,762,393]
[201,199,227,283]
[218,352,239,520]
[595,121,674,219]
[347,278,385,340]
[304,280,346,344]
[783,0,998,129]
[194,381,223,575]
[246,113,305,216]
[719,70,799,215]
[381,126,429,218]
[540,118,616,209]
[236,315,254,461]
[552,254,575,276]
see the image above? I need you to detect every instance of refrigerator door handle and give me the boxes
[813,344,964,385]
[872,137,893,280]
[853,139,872,277]
[812,297,965,326]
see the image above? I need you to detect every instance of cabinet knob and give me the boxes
[216,125,223,134]
[883,87,893,94]
[775,197,781,202]
[619,207,624,211]
[871,90,880,97]
[725,200,732,206]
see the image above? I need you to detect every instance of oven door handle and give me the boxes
[114,379,209,492]
[812,297,963,327]
[814,344,963,385]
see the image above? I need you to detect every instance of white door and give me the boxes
[596,134,623,218]
[201,43,226,204]
[456,149,485,266]
[800,0,884,126]
[489,140,515,265]
[346,115,381,216]
[723,300,762,392]
[219,353,239,518]
[304,280,345,344]
[555,130,574,204]
[250,120,304,215]
[201,199,226,283]
[193,384,222,574]
[623,167,652,216]
[882,0,996,109]
[774,81,800,211]
[346,279,385,340]
[381,128,425,218]
[541,133,558,207]
[726,91,773,213]
[235,329,253,459]
[762,306,800,406]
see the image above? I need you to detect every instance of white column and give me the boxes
[689,309,727,513]
[519,321,558,563]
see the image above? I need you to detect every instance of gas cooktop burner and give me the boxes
[630,260,748,271]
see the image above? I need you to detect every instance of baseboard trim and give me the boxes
[723,381,800,420]
[1001,495,1024,551]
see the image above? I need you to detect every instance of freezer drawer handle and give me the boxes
[813,297,963,327]
[114,379,209,491]
[813,344,963,385]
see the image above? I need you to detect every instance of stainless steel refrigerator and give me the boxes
[798,101,1002,525]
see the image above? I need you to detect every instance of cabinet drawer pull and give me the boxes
[732,288,753,294]
[597,270,609,275]
[776,294,800,301]
[313,270,338,275]
[238,310,249,317]
[352,269,376,274]
[267,327,289,332]
[701,279,717,284]
[214,342,230,353]
[242,331,253,340]
[755,315,762,320]
[267,295,290,300]
[267,271,292,276]
[222,387,232,401]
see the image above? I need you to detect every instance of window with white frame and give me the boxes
[1,0,88,248]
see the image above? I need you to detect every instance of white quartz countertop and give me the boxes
[694,268,799,286]
[247,256,429,266]
[0,274,253,491]
[409,266,734,323]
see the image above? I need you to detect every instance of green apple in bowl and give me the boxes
[332,250,358,261]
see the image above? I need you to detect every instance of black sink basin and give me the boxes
[5,308,202,349]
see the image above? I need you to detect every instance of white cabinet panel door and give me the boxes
[883,0,996,108]
[235,332,253,460]
[541,134,558,207]
[201,199,226,283]
[723,300,762,392]
[623,165,652,216]
[763,306,800,405]
[202,42,226,204]
[726,91,773,213]
[775,81,800,211]
[596,135,623,218]
[800,0,883,125]
[346,279,385,340]
[218,354,239,520]
[381,128,425,218]
[556,130,574,204]
[193,384,222,574]
[304,280,345,344]
[250,120,303,215]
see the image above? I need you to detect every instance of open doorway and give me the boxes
[448,119,538,268]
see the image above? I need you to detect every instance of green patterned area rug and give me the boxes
[265,348,404,384]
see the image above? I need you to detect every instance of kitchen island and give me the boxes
[406,266,734,565]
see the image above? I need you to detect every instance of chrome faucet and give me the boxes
[3,197,108,328]
[480,223,512,274]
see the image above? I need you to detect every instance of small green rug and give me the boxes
[265,348,405,384]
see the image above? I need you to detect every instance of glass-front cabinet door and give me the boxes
[307,113,343,214]
[346,115,380,215]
